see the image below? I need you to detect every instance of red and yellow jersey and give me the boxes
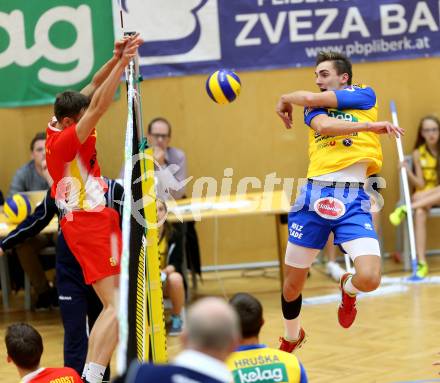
[416,144,438,191]
[46,122,107,212]
[22,367,81,383]
[304,85,382,178]
[226,344,307,383]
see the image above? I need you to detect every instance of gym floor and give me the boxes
[1,257,440,383]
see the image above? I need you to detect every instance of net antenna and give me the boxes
[117,5,167,374]
[390,101,418,278]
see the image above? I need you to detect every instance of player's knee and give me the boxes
[356,269,381,291]
[168,272,183,287]
[283,279,302,301]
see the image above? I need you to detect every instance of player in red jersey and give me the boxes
[45,34,142,383]
[5,322,82,383]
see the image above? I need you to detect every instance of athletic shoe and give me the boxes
[279,328,306,353]
[389,205,407,226]
[169,314,183,336]
[34,289,52,311]
[338,273,357,328]
[416,262,429,278]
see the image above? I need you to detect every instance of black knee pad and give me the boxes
[281,294,302,320]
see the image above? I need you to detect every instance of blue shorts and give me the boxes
[288,180,378,249]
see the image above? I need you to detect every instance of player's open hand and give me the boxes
[276,98,293,129]
[113,36,131,58]
[120,33,143,65]
[368,121,404,138]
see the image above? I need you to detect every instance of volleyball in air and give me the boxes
[4,194,31,224]
[206,69,241,104]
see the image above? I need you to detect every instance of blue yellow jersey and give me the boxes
[226,344,307,383]
[416,144,438,191]
[304,85,383,178]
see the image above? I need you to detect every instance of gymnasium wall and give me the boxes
[1,57,439,266]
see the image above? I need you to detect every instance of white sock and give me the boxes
[82,363,89,379]
[284,317,300,341]
[343,275,361,296]
[86,362,106,383]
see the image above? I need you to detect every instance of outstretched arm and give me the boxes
[310,114,404,137]
[75,34,143,143]
[276,91,338,129]
[80,38,130,98]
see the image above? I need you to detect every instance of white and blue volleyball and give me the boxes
[206,69,241,104]
[4,193,31,224]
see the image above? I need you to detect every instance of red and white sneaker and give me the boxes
[338,273,357,328]
[279,328,306,353]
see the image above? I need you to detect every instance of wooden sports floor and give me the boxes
[1,258,440,383]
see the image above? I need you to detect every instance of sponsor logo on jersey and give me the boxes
[314,197,346,220]
[343,138,353,147]
[234,363,288,383]
[328,110,358,122]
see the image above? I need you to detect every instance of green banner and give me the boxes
[0,0,114,107]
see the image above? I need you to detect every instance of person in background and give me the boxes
[9,132,49,196]
[120,297,239,383]
[6,134,56,309]
[390,116,440,278]
[157,199,185,336]
[5,322,82,383]
[227,293,308,383]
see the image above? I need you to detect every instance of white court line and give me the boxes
[303,285,409,306]
[381,276,440,285]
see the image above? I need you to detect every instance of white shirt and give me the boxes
[173,350,232,383]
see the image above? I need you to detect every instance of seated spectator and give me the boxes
[6,147,57,309]
[147,117,202,281]
[9,132,49,195]
[157,199,185,336]
[390,116,440,278]
[119,297,240,383]
[227,293,308,383]
[5,322,81,382]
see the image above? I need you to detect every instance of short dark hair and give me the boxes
[54,91,90,122]
[229,293,263,339]
[148,117,172,137]
[5,323,43,370]
[30,132,46,151]
[316,51,353,85]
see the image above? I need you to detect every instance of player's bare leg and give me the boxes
[279,243,319,353]
[85,274,119,383]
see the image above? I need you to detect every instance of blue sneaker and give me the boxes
[169,315,183,336]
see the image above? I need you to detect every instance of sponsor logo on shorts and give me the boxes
[364,223,373,230]
[289,222,303,240]
[109,257,117,267]
[233,364,287,383]
[314,197,346,220]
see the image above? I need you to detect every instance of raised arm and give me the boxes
[80,38,129,98]
[75,34,143,143]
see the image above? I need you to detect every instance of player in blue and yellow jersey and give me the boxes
[275,51,403,353]
[227,293,307,383]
